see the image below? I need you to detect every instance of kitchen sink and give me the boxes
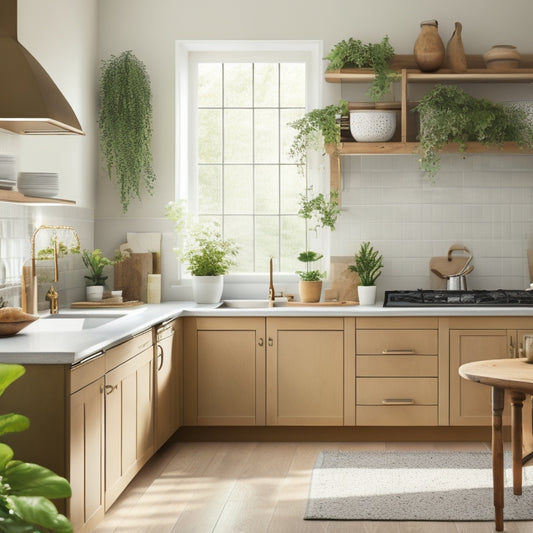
[28,312,129,331]
[221,298,288,308]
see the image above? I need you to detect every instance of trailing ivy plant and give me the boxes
[99,50,156,213]
[324,36,397,101]
[415,84,533,179]
[298,187,340,234]
[0,364,73,532]
[288,100,348,174]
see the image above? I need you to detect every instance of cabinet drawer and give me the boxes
[357,355,437,377]
[70,353,105,394]
[357,329,437,355]
[106,329,153,371]
[356,377,438,405]
[357,405,438,426]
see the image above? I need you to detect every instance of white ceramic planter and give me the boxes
[357,285,377,306]
[86,285,104,302]
[192,275,224,304]
[349,110,397,142]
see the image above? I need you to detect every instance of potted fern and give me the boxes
[99,50,156,213]
[349,241,383,305]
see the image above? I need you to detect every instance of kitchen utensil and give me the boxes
[430,268,446,279]
[461,265,474,276]
[429,244,472,289]
[446,275,467,290]
[455,254,473,275]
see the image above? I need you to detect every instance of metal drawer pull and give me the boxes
[382,399,415,405]
[382,349,415,355]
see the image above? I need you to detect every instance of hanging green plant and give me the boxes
[415,84,533,179]
[99,50,156,213]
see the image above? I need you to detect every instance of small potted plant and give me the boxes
[165,201,239,303]
[349,241,383,305]
[82,248,126,302]
[295,188,341,303]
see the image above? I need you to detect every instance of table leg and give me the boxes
[511,391,526,495]
[492,386,505,532]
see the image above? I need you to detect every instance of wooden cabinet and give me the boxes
[104,329,154,509]
[154,319,181,449]
[266,317,354,426]
[356,317,439,426]
[183,316,355,427]
[69,355,105,533]
[449,318,533,426]
[184,317,266,426]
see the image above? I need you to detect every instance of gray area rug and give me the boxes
[305,450,533,521]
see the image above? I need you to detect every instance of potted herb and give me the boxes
[349,241,383,305]
[415,84,533,179]
[82,249,126,302]
[165,201,239,303]
[288,100,348,174]
[295,188,341,303]
[325,36,397,101]
[99,50,156,213]
[0,363,72,532]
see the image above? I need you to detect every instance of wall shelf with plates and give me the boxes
[0,189,75,205]
[326,54,533,192]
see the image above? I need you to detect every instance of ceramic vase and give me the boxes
[357,285,377,306]
[86,285,104,302]
[445,22,467,73]
[483,45,521,70]
[349,110,397,142]
[414,20,445,72]
[192,275,224,304]
[299,280,322,303]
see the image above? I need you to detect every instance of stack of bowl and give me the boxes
[17,172,59,198]
[0,155,16,190]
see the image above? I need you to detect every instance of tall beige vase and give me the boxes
[414,20,445,72]
[445,22,468,73]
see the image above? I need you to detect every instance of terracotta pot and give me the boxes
[483,45,521,70]
[298,280,322,303]
[414,20,445,72]
[445,22,467,73]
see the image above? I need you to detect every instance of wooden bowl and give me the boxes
[0,308,38,337]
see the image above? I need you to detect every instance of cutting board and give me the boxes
[287,301,358,306]
[429,244,472,289]
[71,300,143,308]
[114,253,153,302]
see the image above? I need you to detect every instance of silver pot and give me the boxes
[446,274,467,291]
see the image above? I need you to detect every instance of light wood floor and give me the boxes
[94,439,533,533]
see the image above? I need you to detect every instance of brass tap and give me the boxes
[269,257,275,307]
[30,225,80,314]
[46,285,59,315]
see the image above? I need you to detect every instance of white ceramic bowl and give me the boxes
[349,110,397,142]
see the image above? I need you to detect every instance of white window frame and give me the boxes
[175,40,325,295]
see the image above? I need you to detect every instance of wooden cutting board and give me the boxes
[114,252,153,302]
[287,301,358,306]
[71,300,143,308]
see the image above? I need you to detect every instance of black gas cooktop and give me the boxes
[383,289,533,307]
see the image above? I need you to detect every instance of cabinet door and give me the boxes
[154,320,180,450]
[183,317,265,426]
[449,329,509,425]
[69,377,104,532]
[266,317,346,426]
[105,345,154,509]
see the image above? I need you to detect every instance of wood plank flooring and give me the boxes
[93,439,533,533]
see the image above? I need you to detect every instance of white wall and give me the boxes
[94,0,533,300]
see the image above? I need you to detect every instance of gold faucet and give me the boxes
[30,225,80,314]
[269,257,275,307]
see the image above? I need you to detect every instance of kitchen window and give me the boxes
[176,41,323,276]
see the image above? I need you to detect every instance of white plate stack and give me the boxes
[0,155,16,190]
[18,172,59,198]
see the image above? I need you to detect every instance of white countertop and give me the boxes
[2,300,533,365]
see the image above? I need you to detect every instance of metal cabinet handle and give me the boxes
[104,384,117,395]
[258,337,264,347]
[268,337,273,347]
[382,349,415,355]
[382,399,415,405]
[157,344,164,371]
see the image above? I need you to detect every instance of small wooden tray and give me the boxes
[287,301,359,306]
[70,300,144,308]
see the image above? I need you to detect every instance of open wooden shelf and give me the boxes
[0,189,75,205]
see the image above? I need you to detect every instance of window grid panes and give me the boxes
[197,61,306,273]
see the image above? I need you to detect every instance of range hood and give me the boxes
[0,0,84,135]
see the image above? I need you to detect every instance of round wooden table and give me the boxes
[459,358,533,531]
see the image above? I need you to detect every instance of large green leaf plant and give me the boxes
[0,364,72,533]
